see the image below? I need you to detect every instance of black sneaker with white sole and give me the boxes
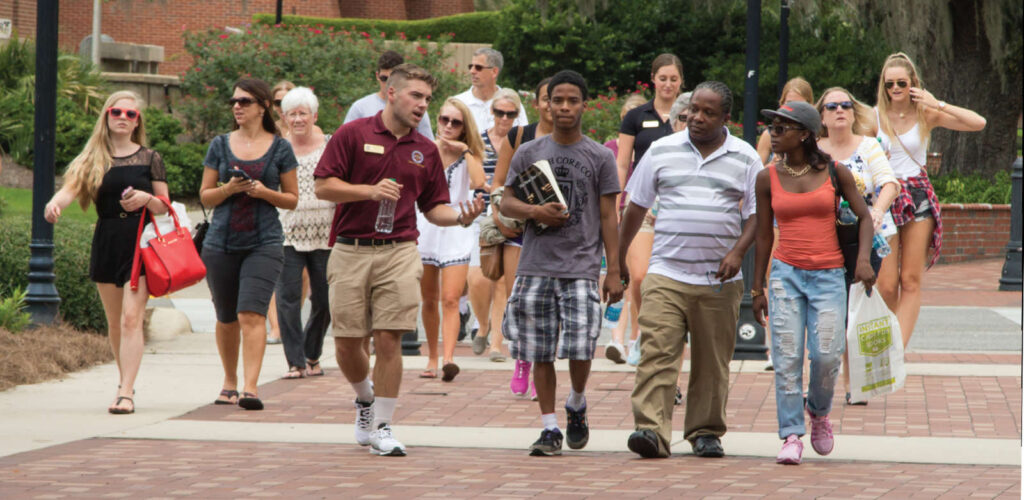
[565,404,589,450]
[529,428,563,456]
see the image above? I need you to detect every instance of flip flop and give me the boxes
[214,389,239,405]
[283,366,305,379]
[441,362,460,382]
[305,360,325,377]
[108,396,134,415]
[419,369,438,379]
[238,392,264,411]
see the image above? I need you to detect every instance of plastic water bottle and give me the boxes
[375,178,397,234]
[603,300,624,329]
[838,201,857,225]
[600,256,607,275]
[873,231,892,258]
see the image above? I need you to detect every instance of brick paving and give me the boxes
[921,258,1022,307]
[0,438,1019,500]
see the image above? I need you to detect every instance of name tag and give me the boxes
[642,120,659,128]
[364,143,385,155]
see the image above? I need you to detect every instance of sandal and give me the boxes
[238,392,264,411]
[305,360,324,377]
[283,366,305,379]
[419,369,438,379]
[214,389,239,405]
[845,392,868,406]
[108,396,135,415]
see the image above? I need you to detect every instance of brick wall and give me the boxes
[1,0,37,38]
[938,203,1012,264]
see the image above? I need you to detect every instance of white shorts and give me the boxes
[417,212,474,268]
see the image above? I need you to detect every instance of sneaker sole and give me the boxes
[529,447,562,456]
[566,435,588,450]
[627,433,661,459]
[605,347,624,364]
[811,443,834,456]
[370,446,407,456]
[776,456,801,465]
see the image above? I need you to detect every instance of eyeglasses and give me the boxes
[706,271,724,293]
[438,116,464,128]
[492,109,517,119]
[228,97,256,107]
[273,99,283,107]
[377,73,389,83]
[823,101,854,111]
[884,80,909,90]
[107,107,139,120]
[677,113,689,122]
[467,63,494,72]
[768,124,804,135]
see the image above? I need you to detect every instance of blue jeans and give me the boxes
[769,260,847,439]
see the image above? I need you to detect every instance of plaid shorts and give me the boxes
[502,275,602,363]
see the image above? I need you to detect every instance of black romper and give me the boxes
[89,147,167,287]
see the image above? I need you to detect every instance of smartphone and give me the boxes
[121,186,134,199]
[229,169,252,181]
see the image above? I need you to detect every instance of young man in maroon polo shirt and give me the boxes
[314,64,484,456]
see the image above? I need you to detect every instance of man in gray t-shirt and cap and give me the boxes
[501,70,623,457]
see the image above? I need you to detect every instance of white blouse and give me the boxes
[279,136,334,251]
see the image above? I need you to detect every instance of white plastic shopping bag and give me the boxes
[140,202,193,248]
[846,282,906,403]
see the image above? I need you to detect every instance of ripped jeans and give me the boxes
[768,259,847,439]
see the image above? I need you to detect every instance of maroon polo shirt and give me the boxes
[314,111,449,243]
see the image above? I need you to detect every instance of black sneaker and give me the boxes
[565,404,589,450]
[691,435,724,458]
[627,429,661,458]
[674,386,683,406]
[529,428,563,456]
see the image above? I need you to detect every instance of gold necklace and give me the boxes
[781,162,811,177]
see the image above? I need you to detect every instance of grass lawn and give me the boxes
[0,186,96,222]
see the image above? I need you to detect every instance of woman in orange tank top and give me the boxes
[750,102,875,465]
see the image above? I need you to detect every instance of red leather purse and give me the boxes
[130,196,207,297]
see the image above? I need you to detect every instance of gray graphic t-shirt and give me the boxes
[505,135,620,280]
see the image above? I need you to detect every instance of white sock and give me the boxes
[372,397,397,429]
[566,389,586,410]
[352,377,374,403]
[541,413,559,431]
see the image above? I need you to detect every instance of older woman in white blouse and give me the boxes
[275,86,335,379]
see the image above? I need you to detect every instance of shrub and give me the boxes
[931,170,1012,205]
[0,214,106,333]
[0,287,31,333]
[145,108,207,198]
[253,11,503,44]
[179,25,466,142]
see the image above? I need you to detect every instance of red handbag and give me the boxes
[130,196,207,297]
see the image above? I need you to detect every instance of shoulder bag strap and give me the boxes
[891,132,928,175]
[828,161,840,219]
[513,125,525,151]
[129,206,148,291]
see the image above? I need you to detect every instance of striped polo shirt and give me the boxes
[625,128,760,286]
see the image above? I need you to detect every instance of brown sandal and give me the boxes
[214,389,239,405]
[108,396,134,415]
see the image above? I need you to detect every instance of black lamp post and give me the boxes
[25,0,61,325]
[999,157,1022,291]
[275,0,283,24]
[734,0,768,360]
[778,0,790,97]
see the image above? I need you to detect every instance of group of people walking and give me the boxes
[45,46,984,463]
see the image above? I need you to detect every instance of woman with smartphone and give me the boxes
[199,78,299,410]
[45,90,169,415]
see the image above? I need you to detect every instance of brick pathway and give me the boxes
[0,438,1019,500]
[922,258,1022,307]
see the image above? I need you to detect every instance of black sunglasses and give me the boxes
[228,97,256,107]
[438,116,464,128]
[492,109,517,119]
[467,63,493,72]
[273,99,283,107]
[377,73,388,83]
[884,80,909,90]
[823,101,854,111]
[677,113,688,122]
[768,124,804,135]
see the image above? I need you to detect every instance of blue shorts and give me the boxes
[502,275,601,363]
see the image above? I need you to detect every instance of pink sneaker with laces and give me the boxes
[776,435,803,465]
[808,409,834,455]
[510,360,531,395]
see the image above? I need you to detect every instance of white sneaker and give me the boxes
[354,400,374,446]
[605,342,625,364]
[626,338,641,366]
[369,423,407,456]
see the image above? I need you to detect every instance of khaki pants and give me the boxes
[630,273,742,456]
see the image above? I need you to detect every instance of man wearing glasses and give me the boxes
[618,81,759,460]
[453,48,529,131]
[344,50,434,139]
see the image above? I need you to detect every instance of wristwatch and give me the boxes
[937,101,947,110]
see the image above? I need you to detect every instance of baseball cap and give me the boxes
[761,101,821,134]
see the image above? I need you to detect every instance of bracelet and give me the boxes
[456,212,465,227]
[750,288,764,298]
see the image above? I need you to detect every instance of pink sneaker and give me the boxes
[808,410,834,456]
[510,360,531,395]
[776,435,803,465]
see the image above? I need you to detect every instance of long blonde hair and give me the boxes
[64,90,147,210]
[442,98,485,160]
[816,87,874,138]
[875,52,929,142]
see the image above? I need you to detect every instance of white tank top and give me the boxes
[875,107,927,179]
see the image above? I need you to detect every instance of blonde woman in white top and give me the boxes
[869,52,985,348]
[275,87,335,378]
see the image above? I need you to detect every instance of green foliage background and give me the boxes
[253,11,502,44]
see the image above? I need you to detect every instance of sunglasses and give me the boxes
[438,116,464,128]
[492,109,517,119]
[467,63,494,72]
[377,73,388,83]
[768,124,804,135]
[823,101,854,111]
[273,99,283,107]
[677,113,689,122]
[884,80,909,90]
[107,107,139,120]
[228,97,257,107]
[706,271,724,293]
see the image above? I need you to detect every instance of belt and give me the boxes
[335,236,406,247]
[100,212,142,219]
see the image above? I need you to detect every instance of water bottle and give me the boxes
[600,255,607,275]
[374,178,397,234]
[838,201,857,225]
[873,231,892,258]
[603,300,624,329]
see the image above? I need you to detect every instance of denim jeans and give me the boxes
[768,259,847,439]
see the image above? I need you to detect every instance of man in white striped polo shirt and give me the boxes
[618,81,760,459]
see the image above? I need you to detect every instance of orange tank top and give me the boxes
[769,166,844,270]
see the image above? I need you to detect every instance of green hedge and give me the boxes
[145,108,206,198]
[253,11,502,43]
[0,213,106,333]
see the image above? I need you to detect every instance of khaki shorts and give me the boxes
[327,241,423,337]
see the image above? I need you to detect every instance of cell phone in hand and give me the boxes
[121,186,134,199]
[230,169,252,181]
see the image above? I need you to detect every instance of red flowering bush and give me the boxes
[582,85,650,143]
[180,25,466,141]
